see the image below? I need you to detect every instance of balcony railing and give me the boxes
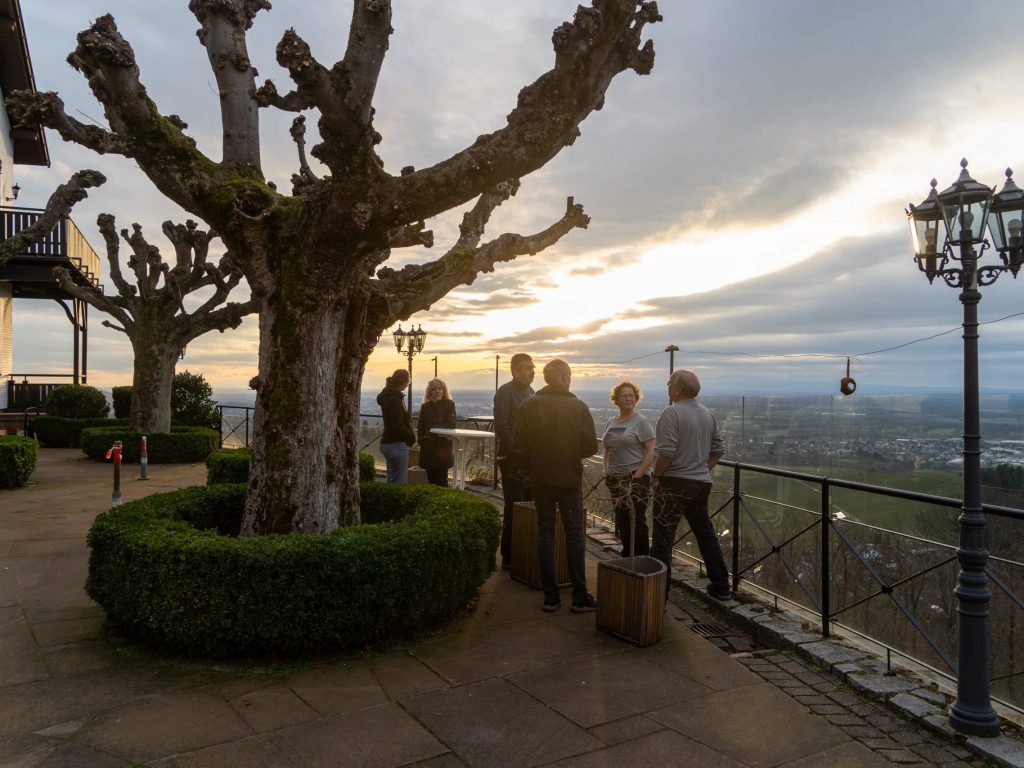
[0,205,101,288]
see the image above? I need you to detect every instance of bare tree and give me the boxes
[54,215,255,433]
[8,1,662,534]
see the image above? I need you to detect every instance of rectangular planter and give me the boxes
[596,556,667,647]
[510,501,570,590]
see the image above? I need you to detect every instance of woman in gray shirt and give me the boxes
[602,380,655,556]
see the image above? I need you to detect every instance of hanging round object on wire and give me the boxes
[839,357,857,396]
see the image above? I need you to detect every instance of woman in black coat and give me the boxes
[417,379,457,486]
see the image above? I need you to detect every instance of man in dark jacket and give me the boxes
[494,353,535,569]
[514,358,598,613]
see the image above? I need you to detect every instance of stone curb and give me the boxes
[670,566,1024,768]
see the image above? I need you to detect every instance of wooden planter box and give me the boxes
[510,501,570,589]
[596,556,667,647]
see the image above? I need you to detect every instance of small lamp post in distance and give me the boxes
[393,323,427,412]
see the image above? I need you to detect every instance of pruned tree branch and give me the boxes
[13,15,219,214]
[340,0,392,125]
[0,170,106,266]
[382,1,660,228]
[189,0,269,165]
[375,195,590,322]
[388,221,433,249]
[5,91,129,156]
[77,214,255,344]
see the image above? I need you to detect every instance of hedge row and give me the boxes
[86,482,500,657]
[34,417,130,448]
[81,426,219,463]
[0,436,38,489]
[206,448,377,485]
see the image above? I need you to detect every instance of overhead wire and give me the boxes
[599,310,1024,367]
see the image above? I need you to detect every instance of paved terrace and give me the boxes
[3,449,1024,767]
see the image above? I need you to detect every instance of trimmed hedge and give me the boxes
[86,483,500,657]
[112,386,133,419]
[81,426,219,463]
[0,436,38,488]
[34,417,130,448]
[43,384,110,418]
[206,448,377,485]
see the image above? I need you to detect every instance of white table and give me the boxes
[430,427,495,490]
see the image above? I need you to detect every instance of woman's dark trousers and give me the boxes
[605,475,650,556]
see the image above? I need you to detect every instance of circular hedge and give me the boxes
[0,435,38,488]
[85,482,500,657]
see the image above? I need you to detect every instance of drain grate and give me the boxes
[688,622,735,639]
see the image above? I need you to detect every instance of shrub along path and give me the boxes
[0,448,1002,767]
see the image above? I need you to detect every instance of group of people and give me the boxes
[496,353,731,613]
[376,353,731,613]
[376,369,457,486]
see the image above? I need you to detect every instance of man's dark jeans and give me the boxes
[498,457,532,566]
[533,484,588,602]
[651,476,730,598]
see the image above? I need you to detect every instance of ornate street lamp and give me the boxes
[906,158,1021,737]
[393,323,427,411]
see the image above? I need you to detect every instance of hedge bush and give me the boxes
[172,371,219,429]
[80,426,219,463]
[86,482,500,657]
[34,417,130,448]
[43,384,110,418]
[112,386,133,419]
[206,448,377,485]
[0,436,38,488]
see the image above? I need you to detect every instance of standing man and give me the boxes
[650,369,730,601]
[494,353,535,570]
[514,359,598,613]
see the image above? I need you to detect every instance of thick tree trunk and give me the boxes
[240,273,375,535]
[129,338,180,433]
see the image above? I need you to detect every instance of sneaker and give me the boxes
[570,593,598,613]
[542,596,562,612]
[706,584,732,601]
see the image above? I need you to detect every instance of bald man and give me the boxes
[650,369,730,601]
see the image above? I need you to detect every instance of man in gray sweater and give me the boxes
[650,369,730,601]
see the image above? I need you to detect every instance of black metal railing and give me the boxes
[0,206,101,288]
[633,459,1024,715]
[4,374,75,411]
[215,406,498,485]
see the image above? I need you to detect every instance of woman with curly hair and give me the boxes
[602,379,655,556]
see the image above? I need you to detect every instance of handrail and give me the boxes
[669,458,1024,716]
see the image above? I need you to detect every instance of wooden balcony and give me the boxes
[0,206,101,298]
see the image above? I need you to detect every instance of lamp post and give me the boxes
[906,159,1024,737]
[393,324,427,412]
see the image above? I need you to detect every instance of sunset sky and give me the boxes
[12,1,1024,397]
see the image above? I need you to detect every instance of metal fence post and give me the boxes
[821,477,831,639]
[732,463,741,593]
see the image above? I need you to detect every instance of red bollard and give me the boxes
[105,441,123,507]
[140,435,149,480]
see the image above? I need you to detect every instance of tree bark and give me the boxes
[242,256,375,534]
[129,336,180,433]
